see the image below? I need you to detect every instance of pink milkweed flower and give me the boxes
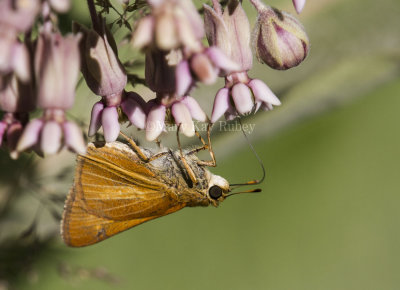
[145,95,207,141]
[204,0,281,123]
[132,0,204,51]
[74,13,145,143]
[17,110,86,156]
[16,32,86,156]
[211,72,281,123]
[88,91,147,142]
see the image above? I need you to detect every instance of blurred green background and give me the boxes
[1,0,400,289]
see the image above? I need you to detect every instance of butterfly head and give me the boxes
[206,174,230,206]
[206,171,262,206]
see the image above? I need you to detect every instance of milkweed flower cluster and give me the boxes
[0,0,309,158]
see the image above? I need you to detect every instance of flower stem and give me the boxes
[87,0,100,32]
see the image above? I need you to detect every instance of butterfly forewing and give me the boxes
[61,142,186,247]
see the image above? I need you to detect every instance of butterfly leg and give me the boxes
[119,131,149,161]
[187,124,217,167]
[176,124,198,184]
[119,131,168,162]
[185,130,208,155]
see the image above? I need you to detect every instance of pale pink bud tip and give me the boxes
[41,121,62,155]
[146,104,166,141]
[293,0,306,14]
[231,83,254,115]
[171,102,195,137]
[63,122,86,155]
[101,107,120,143]
[211,88,230,123]
[16,119,44,152]
[248,79,281,106]
[88,101,104,137]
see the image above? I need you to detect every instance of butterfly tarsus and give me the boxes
[188,124,216,167]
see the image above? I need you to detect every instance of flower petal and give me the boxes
[88,101,104,136]
[190,53,217,85]
[40,121,62,155]
[63,121,86,154]
[12,43,30,82]
[231,83,253,115]
[0,122,7,146]
[175,60,193,96]
[181,96,207,122]
[171,102,195,137]
[7,122,23,153]
[16,119,44,152]
[156,13,178,50]
[205,46,240,73]
[101,106,120,142]
[211,88,230,123]
[146,104,166,141]
[248,79,281,106]
[132,16,154,49]
[49,0,71,13]
[293,0,306,14]
[121,93,147,129]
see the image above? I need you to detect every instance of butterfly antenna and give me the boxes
[230,118,266,187]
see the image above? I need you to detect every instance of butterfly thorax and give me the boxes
[145,148,212,207]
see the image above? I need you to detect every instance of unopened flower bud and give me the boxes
[74,21,127,97]
[252,6,309,70]
[204,0,253,71]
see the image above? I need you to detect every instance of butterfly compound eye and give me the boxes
[209,185,223,200]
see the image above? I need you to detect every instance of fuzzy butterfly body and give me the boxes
[61,141,230,247]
